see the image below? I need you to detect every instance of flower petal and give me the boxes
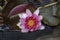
[21,29,29,33]
[30,29,34,32]
[39,25,45,30]
[17,22,20,27]
[34,8,40,16]
[18,13,27,19]
[20,18,25,24]
[35,25,39,30]
[17,22,25,29]
[19,24,25,29]
[39,15,43,20]
[26,9,32,17]
[35,23,41,30]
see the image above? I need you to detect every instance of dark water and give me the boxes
[0,26,58,40]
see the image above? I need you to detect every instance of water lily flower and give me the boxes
[17,8,45,33]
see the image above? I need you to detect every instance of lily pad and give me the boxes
[43,16,59,26]
[40,5,59,26]
[54,3,60,17]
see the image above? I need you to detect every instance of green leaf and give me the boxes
[40,5,59,26]
[43,16,59,26]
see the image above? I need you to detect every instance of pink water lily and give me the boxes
[17,8,45,33]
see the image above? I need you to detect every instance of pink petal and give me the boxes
[28,26,35,32]
[18,13,27,19]
[35,23,41,30]
[34,8,40,16]
[30,29,34,32]
[39,15,43,20]
[20,25,25,29]
[39,25,45,30]
[26,9,32,17]
[19,24,25,29]
[20,18,25,24]
[30,25,38,32]
[21,29,29,33]
[35,25,39,30]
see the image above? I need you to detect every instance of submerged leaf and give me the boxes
[2,0,28,17]
[8,4,29,17]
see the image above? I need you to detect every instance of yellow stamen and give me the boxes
[28,20,34,27]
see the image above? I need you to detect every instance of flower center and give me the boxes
[27,20,34,27]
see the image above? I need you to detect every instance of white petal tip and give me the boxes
[39,25,45,30]
[30,29,34,32]
[17,22,20,26]
[34,8,40,16]
[21,29,29,33]
[18,13,27,19]
[39,15,43,20]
